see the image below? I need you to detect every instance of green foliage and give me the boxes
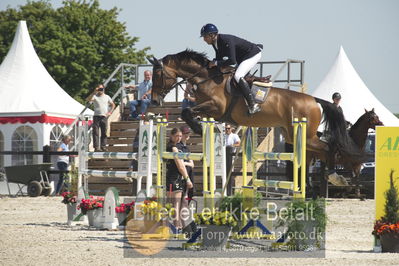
[0,0,150,103]
[383,170,399,224]
[218,191,262,231]
[194,211,238,227]
[219,192,243,218]
[219,191,261,217]
[277,198,327,250]
[277,198,326,230]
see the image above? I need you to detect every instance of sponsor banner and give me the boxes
[375,126,399,220]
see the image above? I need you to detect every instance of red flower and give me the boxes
[115,200,135,214]
[61,192,77,205]
[77,196,104,214]
[373,220,399,236]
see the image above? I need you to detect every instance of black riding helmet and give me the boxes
[332,92,341,100]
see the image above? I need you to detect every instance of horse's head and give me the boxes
[147,56,177,106]
[365,108,384,129]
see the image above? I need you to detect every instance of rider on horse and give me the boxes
[200,23,262,115]
[332,92,343,114]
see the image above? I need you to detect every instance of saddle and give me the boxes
[245,74,271,84]
[226,73,273,104]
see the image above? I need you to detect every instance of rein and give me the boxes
[171,67,234,95]
[157,58,234,95]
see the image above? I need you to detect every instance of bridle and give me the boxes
[368,112,383,128]
[153,61,179,98]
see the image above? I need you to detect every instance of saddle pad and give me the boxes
[251,84,271,104]
[253,81,273,87]
[225,76,271,103]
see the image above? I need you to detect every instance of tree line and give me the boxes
[0,0,150,103]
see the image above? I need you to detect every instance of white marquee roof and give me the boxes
[311,46,399,126]
[0,21,91,121]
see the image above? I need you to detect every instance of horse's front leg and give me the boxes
[351,164,363,199]
[325,148,349,187]
[181,100,220,136]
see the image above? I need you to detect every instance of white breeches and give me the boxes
[234,51,262,82]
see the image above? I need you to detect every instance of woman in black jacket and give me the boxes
[166,128,193,230]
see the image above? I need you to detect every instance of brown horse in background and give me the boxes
[309,108,383,197]
[343,109,383,185]
[148,50,365,186]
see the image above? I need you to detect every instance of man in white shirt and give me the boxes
[125,70,152,119]
[225,124,240,147]
[87,84,115,151]
[225,124,240,195]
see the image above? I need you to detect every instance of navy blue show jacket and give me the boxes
[212,34,261,67]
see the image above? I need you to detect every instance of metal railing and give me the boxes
[63,63,139,150]
[257,59,305,89]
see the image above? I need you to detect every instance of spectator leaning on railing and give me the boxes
[125,70,152,120]
[182,82,196,110]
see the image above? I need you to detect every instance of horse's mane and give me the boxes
[164,49,209,67]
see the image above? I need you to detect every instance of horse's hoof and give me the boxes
[327,173,348,186]
[124,177,133,183]
[338,175,349,186]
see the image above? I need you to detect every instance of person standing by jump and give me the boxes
[176,126,195,201]
[55,135,72,195]
[166,128,193,230]
[200,23,262,114]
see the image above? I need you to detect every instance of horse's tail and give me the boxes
[315,98,365,163]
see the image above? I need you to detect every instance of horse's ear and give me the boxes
[147,56,155,65]
[147,56,162,66]
[364,108,368,113]
[372,108,375,112]
[153,56,162,66]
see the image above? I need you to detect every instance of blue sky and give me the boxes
[1,0,398,113]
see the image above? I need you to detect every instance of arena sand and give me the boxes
[0,196,399,265]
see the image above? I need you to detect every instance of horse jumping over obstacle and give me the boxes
[148,50,365,185]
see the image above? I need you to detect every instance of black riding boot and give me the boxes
[238,78,260,114]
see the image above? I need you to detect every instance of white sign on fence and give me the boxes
[138,123,157,176]
[214,132,226,176]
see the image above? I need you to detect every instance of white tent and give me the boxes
[0,21,92,167]
[311,46,399,127]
